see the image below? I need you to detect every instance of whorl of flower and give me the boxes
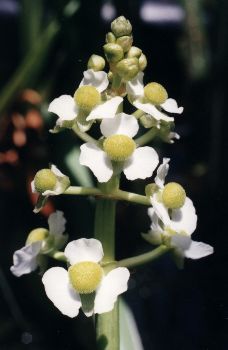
[10,211,67,277]
[42,238,130,317]
[79,113,159,182]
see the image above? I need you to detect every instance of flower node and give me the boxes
[26,228,49,244]
[144,82,168,105]
[74,86,100,112]
[162,182,186,209]
[68,261,103,294]
[103,134,136,161]
[34,169,57,193]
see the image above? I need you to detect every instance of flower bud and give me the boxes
[162,182,186,209]
[139,53,147,71]
[116,35,133,53]
[26,228,49,244]
[106,32,116,43]
[103,43,124,63]
[126,46,142,58]
[145,183,159,197]
[108,71,113,82]
[116,58,139,81]
[111,16,132,38]
[34,169,57,193]
[87,54,105,71]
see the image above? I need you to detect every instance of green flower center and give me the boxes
[144,82,168,105]
[26,228,49,244]
[162,182,186,209]
[34,169,57,193]
[103,134,136,161]
[68,261,103,294]
[74,85,100,112]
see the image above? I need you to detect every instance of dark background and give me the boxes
[0,0,227,349]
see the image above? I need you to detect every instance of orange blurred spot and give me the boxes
[5,149,19,164]
[20,89,42,105]
[25,109,44,129]
[12,113,26,129]
[13,130,27,147]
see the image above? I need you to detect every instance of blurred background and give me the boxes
[0,0,227,349]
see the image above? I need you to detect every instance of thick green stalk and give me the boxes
[135,127,157,146]
[94,178,119,350]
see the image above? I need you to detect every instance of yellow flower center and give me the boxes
[103,134,136,161]
[68,261,103,294]
[162,182,186,209]
[26,228,49,244]
[144,82,168,105]
[74,85,100,112]
[34,169,57,193]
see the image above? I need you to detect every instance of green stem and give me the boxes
[64,186,150,206]
[94,178,119,350]
[135,127,157,146]
[46,250,67,262]
[111,73,122,90]
[117,245,170,269]
[132,109,144,119]
[72,123,97,144]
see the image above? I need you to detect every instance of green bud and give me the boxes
[139,53,147,71]
[162,182,186,209]
[108,71,113,82]
[145,183,159,197]
[116,35,133,53]
[87,54,105,71]
[111,16,132,38]
[126,46,142,58]
[26,228,49,244]
[34,169,57,193]
[116,58,139,81]
[103,43,124,63]
[106,32,116,43]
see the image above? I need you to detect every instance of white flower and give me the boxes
[126,72,183,123]
[79,112,159,182]
[42,238,130,317]
[31,164,70,213]
[10,211,67,277]
[48,69,123,132]
[143,158,214,259]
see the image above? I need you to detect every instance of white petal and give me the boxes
[79,143,113,183]
[160,98,183,114]
[86,97,123,121]
[155,158,170,188]
[133,100,174,122]
[126,72,144,97]
[48,95,78,124]
[64,238,104,265]
[50,164,65,177]
[42,267,81,318]
[100,113,139,138]
[79,69,109,93]
[123,146,159,180]
[94,267,130,314]
[168,132,180,144]
[171,235,191,254]
[169,197,197,235]
[10,242,42,277]
[31,180,36,193]
[184,240,214,259]
[148,207,163,233]
[151,193,171,226]
[48,211,66,236]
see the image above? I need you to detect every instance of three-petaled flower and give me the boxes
[48,69,123,132]
[42,238,130,317]
[126,72,183,124]
[11,211,67,277]
[143,158,214,260]
[79,112,159,182]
